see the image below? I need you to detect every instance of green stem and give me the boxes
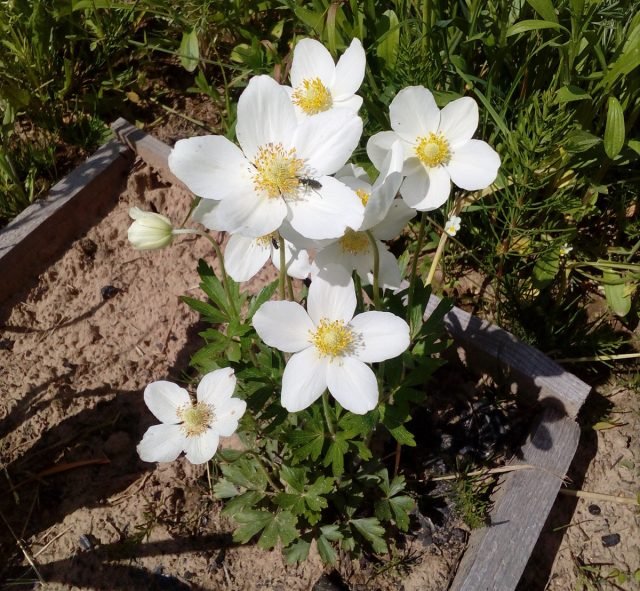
[278,235,287,300]
[322,391,336,437]
[366,230,381,310]
[407,212,427,312]
[353,272,364,313]
[197,231,239,319]
[425,231,449,286]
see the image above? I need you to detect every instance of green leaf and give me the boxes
[532,249,560,289]
[323,436,349,477]
[507,20,566,37]
[258,510,298,550]
[628,140,640,157]
[317,534,337,564]
[179,29,199,72]
[555,85,591,104]
[564,129,602,153]
[604,97,625,159]
[212,479,239,499]
[280,465,306,492]
[284,539,311,564]
[222,490,265,517]
[221,457,267,491]
[376,10,399,69]
[180,296,227,324]
[389,496,414,531]
[320,524,343,542]
[603,270,632,317]
[526,0,557,22]
[351,517,388,554]
[232,510,272,544]
[247,281,278,319]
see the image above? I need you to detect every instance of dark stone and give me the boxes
[101,285,121,300]
[601,533,621,547]
[588,504,601,516]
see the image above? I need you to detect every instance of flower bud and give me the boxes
[127,207,174,250]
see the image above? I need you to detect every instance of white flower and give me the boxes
[168,75,364,240]
[314,142,415,289]
[137,368,246,465]
[252,266,410,414]
[225,231,315,282]
[559,243,573,256]
[288,38,366,118]
[367,86,501,211]
[444,215,461,237]
[127,207,175,250]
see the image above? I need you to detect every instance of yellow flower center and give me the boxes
[415,132,451,167]
[311,319,355,358]
[339,229,370,255]
[291,78,333,115]
[178,402,215,437]
[253,143,305,199]
[255,232,279,247]
[355,189,370,207]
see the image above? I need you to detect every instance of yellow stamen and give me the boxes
[291,78,333,115]
[253,143,305,198]
[311,319,355,358]
[178,402,215,437]
[339,229,370,255]
[255,232,279,247]
[415,132,451,167]
[355,189,370,207]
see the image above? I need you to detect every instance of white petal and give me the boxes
[214,189,287,237]
[446,140,501,190]
[374,246,404,290]
[144,381,190,424]
[191,199,224,231]
[332,38,366,100]
[333,95,363,113]
[438,96,479,149]
[214,398,247,437]
[389,86,440,141]
[372,199,416,240]
[168,136,251,200]
[400,166,451,211]
[361,141,404,230]
[197,367,237,405]
[336,162,370,183]
[236,75,297,161]
[272,240,314,280]
[326,358,378,414]
[290,38,335,88]
[294,110,362,175]
[367,131,400,172]
[253,301,314,352]
[137,424,186,463]
[184,429,220,464]
[350,311,410,362]
[281,348,329,412]
[308,265,356,324]
[314,242,356,277]
[287,176,364,240]
[225,233,271,282]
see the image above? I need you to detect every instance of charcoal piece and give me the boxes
[601,533,621,547]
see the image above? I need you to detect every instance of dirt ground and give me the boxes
[0,129,638,590]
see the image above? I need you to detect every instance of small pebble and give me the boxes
[101,285,121,300]
[588,504,601,516]
[0,338,13,351]
[601,533,621,547]
[78,534,94,551]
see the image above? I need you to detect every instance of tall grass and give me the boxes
[1,0,638,358]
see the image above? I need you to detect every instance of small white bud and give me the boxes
[127,207,175,250]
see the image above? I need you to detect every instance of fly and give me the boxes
[298,177,323,191]
[272,237,279,249]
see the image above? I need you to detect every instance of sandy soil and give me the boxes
[0,161,465,590]
[0,127,637,589]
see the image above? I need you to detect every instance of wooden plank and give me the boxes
[0,139,132,306]
[110,118,186,189]
[450,410,581,590]
[426,295,590,418]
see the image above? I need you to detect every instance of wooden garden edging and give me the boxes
[0,139,131,305]
[0,119,591,590]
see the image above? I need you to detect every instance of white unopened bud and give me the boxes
[127,207,175,250]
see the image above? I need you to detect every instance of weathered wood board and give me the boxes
[0,140,132,305]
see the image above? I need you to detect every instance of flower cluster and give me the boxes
[132,37,500,465]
